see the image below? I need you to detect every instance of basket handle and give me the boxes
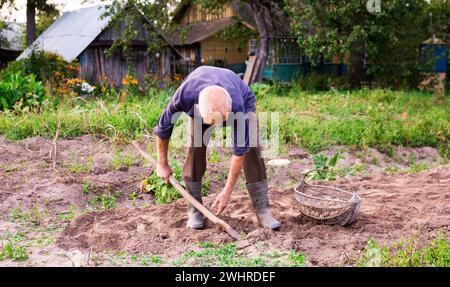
[299,169,354,192]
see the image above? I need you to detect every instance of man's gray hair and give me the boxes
[198,85,232,119]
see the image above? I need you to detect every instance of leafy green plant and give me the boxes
[209,148,220,164]
[0,50,77,85]
[0,242,28,261]
[128,191,139,200]
[145,160,183,204]
[142,159,208,204]
[82,182,90,195]
[0,73,45,111]
[289,250,308,267]
[307,152,341,181]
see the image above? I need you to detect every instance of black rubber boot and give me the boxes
[185,181,205,229]
[247,181,281,230]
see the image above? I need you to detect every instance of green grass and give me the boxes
[108,149,136,171]
[88,193,118,210]
[0,87,449,158]
[9,204,47,227]
[130,254,164,266]
[258,88,450,157]
[407,162,430,174]
[356,233,450,267]
[171,242,308,267]
[385,165,402,174]
[57,205,77,221]
[69,155,94,173]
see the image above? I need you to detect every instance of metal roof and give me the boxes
[18,5,111,62]
[0,22,24,51]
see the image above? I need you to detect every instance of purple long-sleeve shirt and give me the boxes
[153,66,256,156]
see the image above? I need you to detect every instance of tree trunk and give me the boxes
[26,0,37,46]
[348,46,365,88]
[250,0,270,83]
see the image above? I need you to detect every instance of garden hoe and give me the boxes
[132,141,241,240]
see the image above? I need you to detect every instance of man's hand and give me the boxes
[156,137,171,184]
[211,155,244,215]
[156,164,173,184]
[211,188,232,215]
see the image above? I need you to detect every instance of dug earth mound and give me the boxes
[58,166,450,266]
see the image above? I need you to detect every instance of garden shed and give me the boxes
[18,5,181,85]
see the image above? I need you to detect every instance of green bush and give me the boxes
[0,50,77,83]
[0,72,45,111]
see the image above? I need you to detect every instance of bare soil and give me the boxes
[0,135,449,266]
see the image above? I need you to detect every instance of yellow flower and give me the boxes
[66,64,80,71]
[122,75,138,86]
[67,78,86,86]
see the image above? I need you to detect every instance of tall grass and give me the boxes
[258,87,450,156]
[0,87,449,157]
[0,88,174,142]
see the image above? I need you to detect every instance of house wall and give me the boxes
[79,17,176,85]
[79,46,150,85]
[200,35,247,65]
[177,44,201,65]
[179,4,234,24]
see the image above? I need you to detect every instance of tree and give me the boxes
[0,0,57,46]
[287,0,450,89]
[428,0,450,44]
[196,0,289,83]
[102,0,289,83]
[101,0,175,70]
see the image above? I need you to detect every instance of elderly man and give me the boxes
[154,66,280,230]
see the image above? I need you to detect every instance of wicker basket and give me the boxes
[293,170,361,226]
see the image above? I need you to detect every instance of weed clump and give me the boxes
[357,234,450,267]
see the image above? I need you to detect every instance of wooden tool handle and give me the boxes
[132,141,241,240]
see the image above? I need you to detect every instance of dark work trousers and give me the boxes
[182,117,267,185]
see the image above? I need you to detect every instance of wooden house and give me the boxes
[18,5,181,85]
[167,0,257,73]
[168,0,346,82]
